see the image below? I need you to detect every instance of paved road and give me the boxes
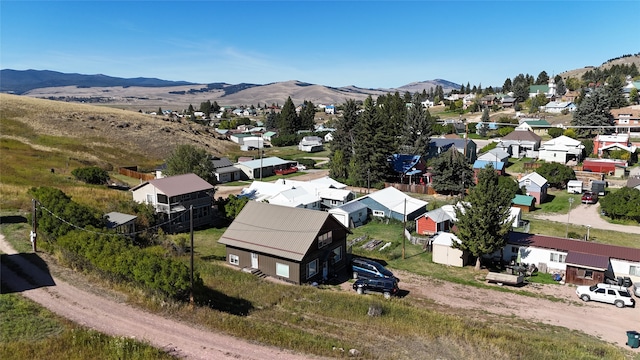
[534,202,640,234]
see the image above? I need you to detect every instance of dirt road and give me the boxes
[534,202,640,234]
[346,269,640,350]
[0,235,324,360]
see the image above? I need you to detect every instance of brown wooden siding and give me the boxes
[225,246,302,284]
[565,265,605,286]
[119,167,155,181]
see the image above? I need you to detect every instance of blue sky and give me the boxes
[2,1,638,89]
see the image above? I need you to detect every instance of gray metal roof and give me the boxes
[335,200,368,213]
[132,173,214,197]
[215,166,240,174]
[105,212,137,228]
[212,157,234,169]
[219,201,340,261]
[236,156,295,169]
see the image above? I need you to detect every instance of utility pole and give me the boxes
[402,198,406,260]
[189,205,194,306]
[566,197,574,238]
[31,199,38,252]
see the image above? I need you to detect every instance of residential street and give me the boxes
[534,202,640,234]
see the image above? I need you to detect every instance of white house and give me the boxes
[544,101,577,113]
[538,135,585,164]
[498,232,640,286]
[298,136,324,152]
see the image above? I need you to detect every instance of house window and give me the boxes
[524,179,531,186]
[549,252,566,263]
[146,194,155,204]
[511,246,520,254]
[318,231,332,248]
[373,210,385,217]
[332,246,342,263]
[630,266,640,276]
[577,269,593,279]
[307,259,318,279]
[276,263,289,278]
[156,193,168,204]
[331,200,340,206]
[229,254,239,266]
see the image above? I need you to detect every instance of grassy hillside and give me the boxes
[0,94,236,210]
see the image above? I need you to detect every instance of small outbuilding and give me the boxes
[431,232,470,267]
[567,180,583,194]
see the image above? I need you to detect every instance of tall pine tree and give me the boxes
[453,165,513,271]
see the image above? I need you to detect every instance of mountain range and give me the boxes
[0,69,460,109]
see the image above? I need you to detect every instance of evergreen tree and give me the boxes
[513,82,529,103]
[329,99,359,180]
[460,84,465,94]
[453,165,513,271]
[604,75,627,109]
[277,97,298,135]
[536,71,549,85]
[555,75,566,96]
[299,100,315,131]
[400,94,434,155]
[199,100,212,116]
[265,110,278,130]
[502,78,512,93]
[436,85,444,103]
[351,96,393,188]
[466,82,471,94]
[481,107,490,123]
[570,87,614,135]
[212,101,221,114]
[630,88,639,105]
[431,147,473,196]
[158,107,163,115]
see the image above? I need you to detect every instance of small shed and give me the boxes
[328,200,369,229]
[564,252,609,286]
[511,194,536,212]
[567,180,583,194]
[431,232,470,267]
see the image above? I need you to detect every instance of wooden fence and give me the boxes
[384,182,436,195]
[119,167,155,181]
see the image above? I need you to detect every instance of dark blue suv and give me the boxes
[351,258,398,282]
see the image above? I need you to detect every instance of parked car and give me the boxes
[352,277,399,299]
[351,258,398,281]
[633,284,640,298]
[581,191,598,204]
[576,283,635,308]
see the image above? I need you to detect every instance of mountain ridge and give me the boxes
[0,69,460,108]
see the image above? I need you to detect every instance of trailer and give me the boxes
[567,180,583,194]
[591,180,606,196]
[485,272,524,286]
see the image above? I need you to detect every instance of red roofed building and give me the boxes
[494,232,640,286]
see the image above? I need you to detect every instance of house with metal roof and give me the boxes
[415,208,454,235]
[496,129,542,158]
[544,101,576,114]
[477,148,510,163]
[356,187,428,222]
[518,172,548,204]
[428,138,477,163]
[235,156,297,180]
[389,154,427,184]
[218,201,350,284]
[472,160,506,182]
[328,200,369,228]
[211,157,241,183]
[538,135,585,164]
[516,119,552,135]
[498,232,640,286]
[130,173,215,233]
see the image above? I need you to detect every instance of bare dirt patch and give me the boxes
[343,269,640,350]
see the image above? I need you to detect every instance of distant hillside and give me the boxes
[559,53,640,80]
[0,94,236,164]
[0,69,195,94]
[0,69,459,108]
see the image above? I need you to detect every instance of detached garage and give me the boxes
[431,232,471,267]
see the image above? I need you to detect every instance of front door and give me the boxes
[322,261,328,280]
[251,253,258,268]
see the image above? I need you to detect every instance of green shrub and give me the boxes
[71,166,109,184]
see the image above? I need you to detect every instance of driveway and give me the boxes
[534,203,640,234]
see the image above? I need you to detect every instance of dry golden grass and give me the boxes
[0,94,237,162]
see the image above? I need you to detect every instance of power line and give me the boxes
[36,201,188,238]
